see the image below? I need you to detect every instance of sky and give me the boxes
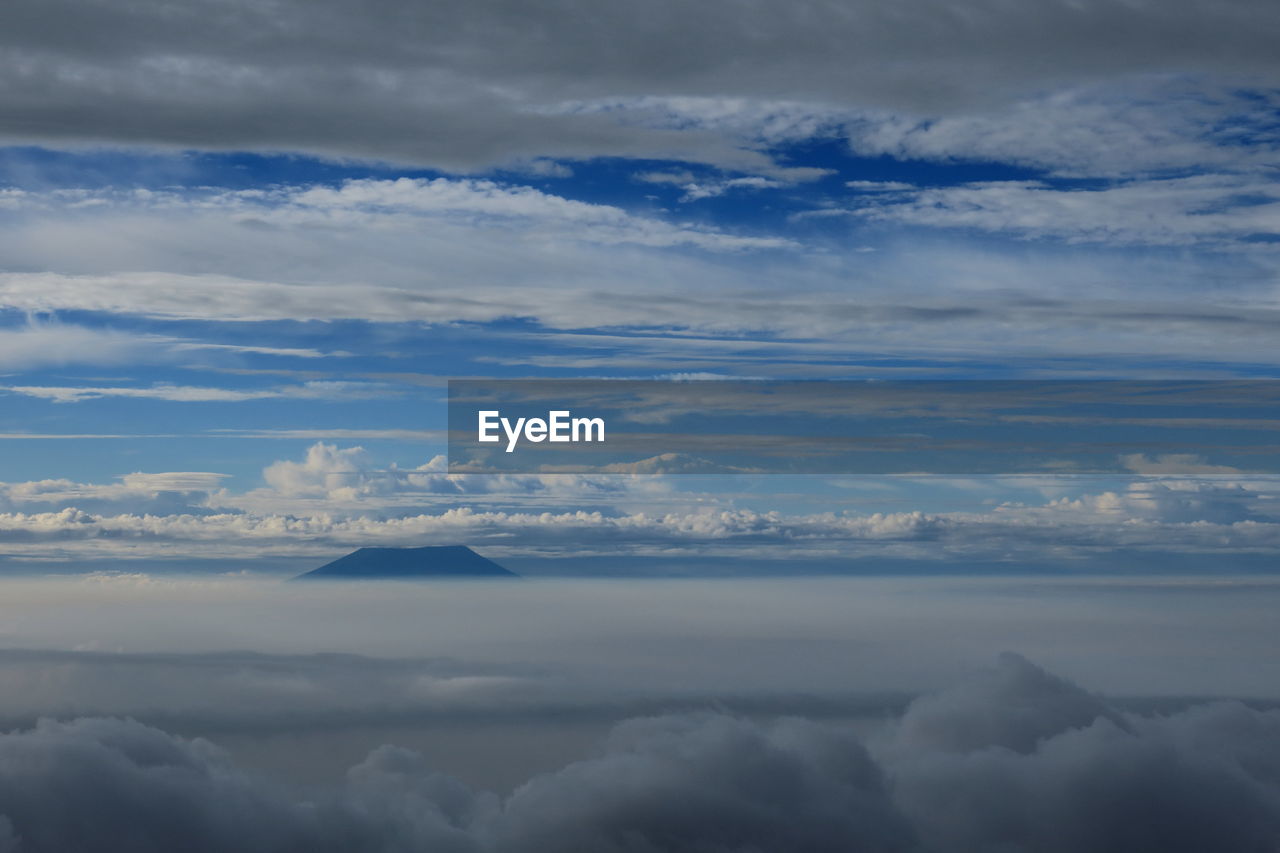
[2,3,1280,851]
[1,0,1278,572]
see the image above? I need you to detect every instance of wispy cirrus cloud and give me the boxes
[0,381,396,404]
[1,195,1279,370]
[848,175,1280,247]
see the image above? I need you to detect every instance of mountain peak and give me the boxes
[293,545,517,580]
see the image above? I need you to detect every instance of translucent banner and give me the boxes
[447,379,1280,475]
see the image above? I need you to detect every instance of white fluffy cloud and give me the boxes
[0,442,677,540]
[0,473,229,517]
[254,442,653,506]
[2,443,1279,564]
[1,484,1277,563]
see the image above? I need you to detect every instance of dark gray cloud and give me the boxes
[0,656,1277,851]
[490,713,915,853]
[890,652,1132,754]
[883,655,1280,853]
[2,0,1279,168]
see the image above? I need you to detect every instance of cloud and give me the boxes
[633,170,698,186]
[213,429,446,441]
[846,181,916,192]
[0,712,909,853]
[1,0,1278,171]
[1120,453,1244,476]
[0,717,328,853]
[3,444,1279,563]
[635,171,795,203]
[2,179,1280,369]
[0,321,161,371]
[0,441,676,531]
[2,478,1279,563]
[280,178,793,250]
[0,381,394,404]
[679,177,787,202]
[889,652,1130,755]
[169,342,348,359]
[0,179,793,255]
[592,453,762,475]
[0,472,230,517]
[842,77,1280,177]
[261,443,403,499]
[504,159,575,179]
[1023,479,1273,525]
[492,713,914,853]
[882,654,1280,853]
[850,174,1280,247]
[0,504,946,562]
[0,317,347,373]
[0,648,550,729]
[0,655,1275,851]
[253,442,654,505]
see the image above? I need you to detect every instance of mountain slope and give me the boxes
[293,545,518,580]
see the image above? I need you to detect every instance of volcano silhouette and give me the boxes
[293,545,517,580]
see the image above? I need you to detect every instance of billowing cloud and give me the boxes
[881,654,1280,853]
[2,474,1279,563]
[253,442,654,506]
[0,656,1274,851]
[1017,479,1274,525]
[2,440,1280,563]
[0,472,229,517]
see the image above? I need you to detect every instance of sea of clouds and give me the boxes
[0,653,1275,852]
[0,576,1272,850]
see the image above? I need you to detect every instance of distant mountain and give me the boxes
[293,545,518,580]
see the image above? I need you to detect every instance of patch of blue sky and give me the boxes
[0,396,445,489]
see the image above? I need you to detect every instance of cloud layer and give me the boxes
[1,177,1278,370]
[2,443,1279,563]
[3,0,1279,170]
[0,655,1275,852]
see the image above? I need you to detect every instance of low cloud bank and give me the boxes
[0,655,1275,852]
[5,442,1280,566]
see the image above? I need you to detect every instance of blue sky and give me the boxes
[1,0,1279,571]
